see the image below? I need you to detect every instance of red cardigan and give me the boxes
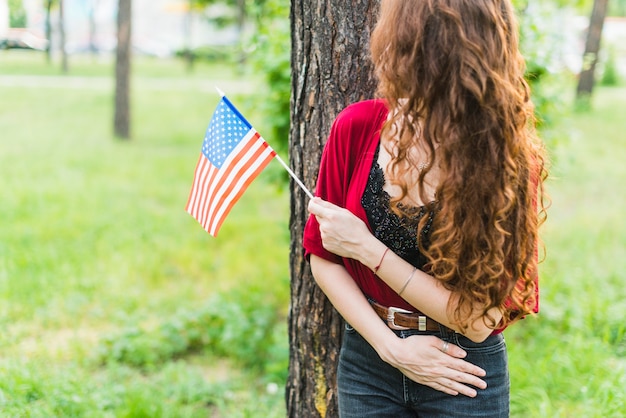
[303,99,539,331]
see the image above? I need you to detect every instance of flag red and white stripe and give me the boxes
[186,97,276,236]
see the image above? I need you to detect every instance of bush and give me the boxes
[174,45,236,63]
[98,288,287,378]
[517,2,572,126]
[8,0,27,28]
[601,47,621,86]
[247,0,291,154]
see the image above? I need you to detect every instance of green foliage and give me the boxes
[515,0,593,14]
[609,0,626,16]
[8,0,27,28]
[193,0,268,27]
[98,288,287,378]
[513,1,579,153]
[600,47,621,86]
[506,86,626,417]
[174,44,235,62]
[183,0,290,153]
[246,0,291,154]
[516,2,572,128]
[0,358,282,417]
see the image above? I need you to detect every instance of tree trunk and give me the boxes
[45,0,52,63]
[235,0,246,67]
[88,0,99,54]
[287,1,380,417]
[184,0,194,72]
[114,0,132,139]
[576,0,609,100]
[235,0,245,38]
[59,0,68,73]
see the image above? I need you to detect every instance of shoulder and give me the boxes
[328,99,388,147]
[334,99,388,126]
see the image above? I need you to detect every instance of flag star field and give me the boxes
[203,100,252,168]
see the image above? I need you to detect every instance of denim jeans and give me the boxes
[337,323,510,417]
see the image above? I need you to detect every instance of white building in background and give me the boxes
[17,0,239,57]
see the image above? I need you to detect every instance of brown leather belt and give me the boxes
[370,300,442,331]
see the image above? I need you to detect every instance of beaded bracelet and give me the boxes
[373,247,390,275]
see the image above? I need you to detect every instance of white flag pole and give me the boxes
[273,154,315,200]
[215,87,315,200]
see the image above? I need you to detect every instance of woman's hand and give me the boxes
[309,255,486,397]
[308,197,375,262]
[377,335,487,397]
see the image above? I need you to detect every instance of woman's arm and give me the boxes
[308,197,502,343]
[310,255,487,397]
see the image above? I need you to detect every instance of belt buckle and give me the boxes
[387,306,413,330]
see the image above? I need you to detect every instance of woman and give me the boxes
[303,1,548,417]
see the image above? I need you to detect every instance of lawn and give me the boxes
[1,49,625,417]
[506,86,626,417]
[1,50,288,417]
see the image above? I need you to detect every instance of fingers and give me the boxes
[448,361,487,389]
[451,356,487,379]
[425,336,488,396]
[402,365,485,398]
[404,363,486,398]
[388,335,489,398]
[433,337,467,359]
[439,379,476,398]
[428,381,461,397]
[307,197,325,218]
[431,337,486,379]
[308,197,341,216]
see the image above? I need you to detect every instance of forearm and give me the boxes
[356,235,500,342]
[309,254,488,397]
[309,255,399,358]
[307,197,498,342]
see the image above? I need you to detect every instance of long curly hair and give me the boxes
[370,0,548,330]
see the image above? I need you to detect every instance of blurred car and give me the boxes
[0,29,49,51]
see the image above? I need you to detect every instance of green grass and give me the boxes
[1,51,625,416]
[0,48,244,79]
[0,51,288,416]
[506,86,626,417]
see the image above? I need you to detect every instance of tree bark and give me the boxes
[184,0,194,72]
[59,0,68,73]
[88,0,99,54]
[114,0,132,139]
[287,1,379,417]
[576,0,609,99]
[45,0,52,63]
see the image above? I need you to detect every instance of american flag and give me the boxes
[186,97,276,236]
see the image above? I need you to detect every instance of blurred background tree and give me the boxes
[58,0,67,72]
[44,0,54,62]
[576,0,609,103]
[114,0,132,139]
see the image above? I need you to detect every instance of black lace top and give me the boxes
[361,143,434,270]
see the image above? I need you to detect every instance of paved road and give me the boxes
[0,75,257,93]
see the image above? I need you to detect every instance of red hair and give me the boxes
[370,0,548,329]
